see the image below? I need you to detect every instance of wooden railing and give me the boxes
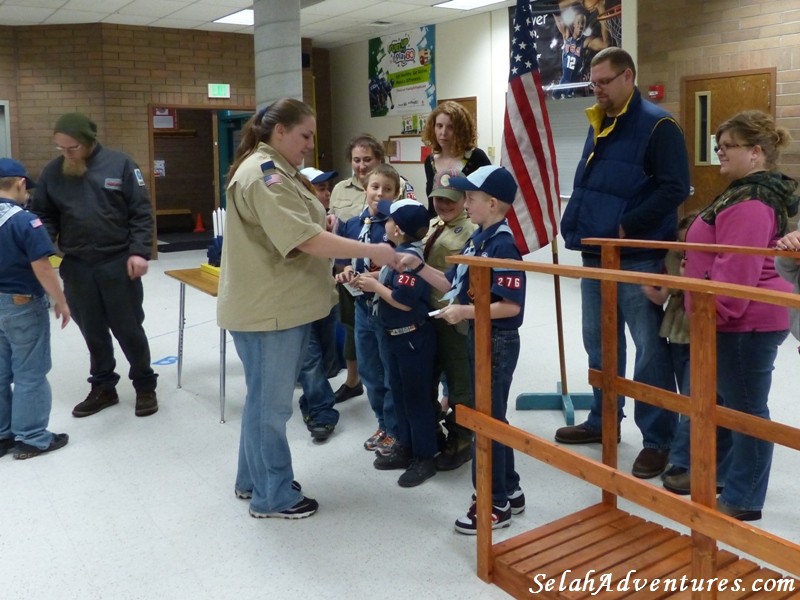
[452,239,800,598]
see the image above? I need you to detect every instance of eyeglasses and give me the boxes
[714,143,751,154]
[588,70,626,91]
[55,144,82,153]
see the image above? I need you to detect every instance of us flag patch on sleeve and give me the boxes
[30,217,43,228]
[263,173,282,187]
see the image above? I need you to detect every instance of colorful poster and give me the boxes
[521,0,622,99]
[368,26,435,117]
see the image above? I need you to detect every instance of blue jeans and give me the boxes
[298,308,339,427]
[468,327,521,505]
[717,330,786,512]
[354,300,396,436]
[231,326,309,513]
[0,295,55,449]
[384,322,438,458]
[581,255,677,449]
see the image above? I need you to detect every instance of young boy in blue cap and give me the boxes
[0,158,71,460]
[399,165,527,532]
[354,199,438,487]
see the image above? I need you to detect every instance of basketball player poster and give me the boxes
[519,0,622,99]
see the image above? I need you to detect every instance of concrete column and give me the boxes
[253,0,302,107]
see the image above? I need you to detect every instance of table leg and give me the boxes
[220,328,226,424]
[177,282,186,388]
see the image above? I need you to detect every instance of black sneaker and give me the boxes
[508,488,526,515]
[373,445,411,470]
[454,498,511,535]
[435,435,472,471]
[398,457,436,487]
[72,387,119,418]
[0,437,14,458]
[13,433,69,460]
[309,423,335,442]
[235,480,301,500]
[249,496,319,519]
[135,391,158,417]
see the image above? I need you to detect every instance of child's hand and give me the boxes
[397,253,422,272]
[336,267,355,283]
[641,284,668,305]
[326,214,338,233]
[353,273,378,293]
[777,230,800,251]
[437,304,467,324]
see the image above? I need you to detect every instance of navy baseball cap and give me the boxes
[300,167,338,184]
[0,158,36,189]
[377,199,429,239]
[449,165,517,204]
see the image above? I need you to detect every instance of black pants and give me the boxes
[60,254,157,392]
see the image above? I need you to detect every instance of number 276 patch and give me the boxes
[397,274,417,287]
[495,274,522,289]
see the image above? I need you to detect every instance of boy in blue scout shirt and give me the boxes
[335,164,402,455]
[354,199,438,487]
[399,165,527,533]
[0,158,71,460]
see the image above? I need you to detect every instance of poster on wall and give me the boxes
[368,26,435,117]
[520,0,622,99]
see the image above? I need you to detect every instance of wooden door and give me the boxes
[680,69,774,215]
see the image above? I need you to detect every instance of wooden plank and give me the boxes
[164,268,219,297]
[156,208,191,216]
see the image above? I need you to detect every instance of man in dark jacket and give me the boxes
[31,113,158,418]
[555,48,690,479]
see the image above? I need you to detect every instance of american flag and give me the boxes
[501,0,561,255]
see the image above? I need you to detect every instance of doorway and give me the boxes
[680,69,774,215]
[149,105,253,255]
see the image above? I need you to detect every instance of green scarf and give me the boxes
[698,170,799,236]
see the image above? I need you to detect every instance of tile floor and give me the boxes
[1,243,798,599]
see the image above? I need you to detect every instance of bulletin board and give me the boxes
[387,135,428,164]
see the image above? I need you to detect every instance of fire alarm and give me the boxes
[648,84,665,102]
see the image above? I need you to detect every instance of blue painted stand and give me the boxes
[515,381,594,426]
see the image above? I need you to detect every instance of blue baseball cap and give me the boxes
[0,158,36,189]
[449,165,517,204]
[300,167,338,185]
[377,199,429,239]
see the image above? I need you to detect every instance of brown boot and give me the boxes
[72,387,119,418]
[135,390,158,417]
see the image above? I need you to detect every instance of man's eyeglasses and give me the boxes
[55,144,82,153]
[714,143,751,154]
[588,70,626,92]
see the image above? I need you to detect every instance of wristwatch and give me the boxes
[410,261,425,274]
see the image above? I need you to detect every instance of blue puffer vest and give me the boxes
[561,89,677,256]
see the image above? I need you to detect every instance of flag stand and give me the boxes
[515,238,593,425]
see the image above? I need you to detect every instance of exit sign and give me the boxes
[208,83,231,98]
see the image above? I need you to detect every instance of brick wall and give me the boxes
[7,23,256,178]
[638,0,800,179]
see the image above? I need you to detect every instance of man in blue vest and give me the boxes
[556,47,690,479]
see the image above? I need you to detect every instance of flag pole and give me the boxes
[515,236,593,424]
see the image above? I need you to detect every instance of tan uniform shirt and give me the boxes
[329,176,365,222]
[217,142,337,331]
[423,210,476,308]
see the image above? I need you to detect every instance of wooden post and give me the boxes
[599,245,620,506]
[472,263,494,582]
[689,291,718,599]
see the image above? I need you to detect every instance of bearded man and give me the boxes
[31,113,158,418]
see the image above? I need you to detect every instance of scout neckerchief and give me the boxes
[442,221,512,305]
[0,202,22,229]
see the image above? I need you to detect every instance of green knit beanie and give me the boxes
[54,113,97,145]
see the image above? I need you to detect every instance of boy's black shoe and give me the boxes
[436,433,472,471]
[135,391,158,417]
[72,387,119,418]
[398,457,436,487]
[0,437,14,458]
[249,496,318,519]
[236,480,301,500]
[454,498,511,535]
[14,433,69,460]
[373,445,411,470]
[334,382,363,403]
[309,423,335,442]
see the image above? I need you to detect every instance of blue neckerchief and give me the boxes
[442,220,513,304]
[351,206,390,273]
